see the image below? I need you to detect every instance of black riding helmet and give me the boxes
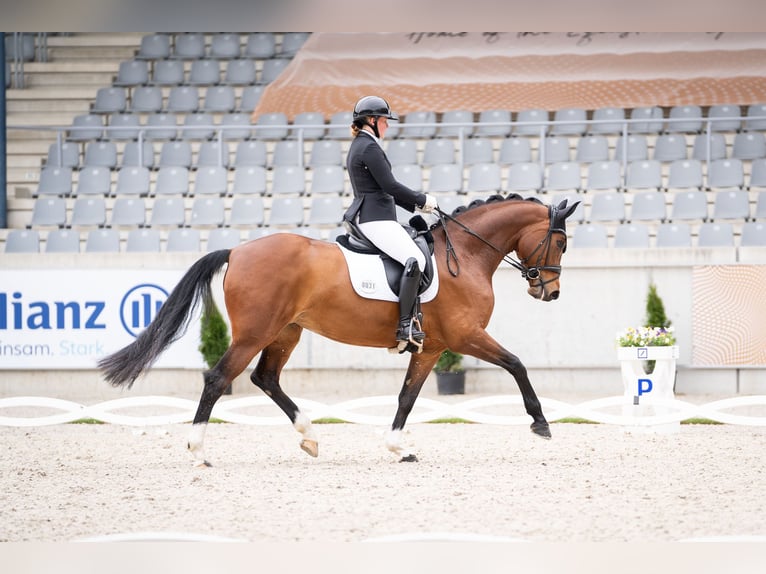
[353,95,398,138]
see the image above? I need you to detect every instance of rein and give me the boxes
[435,205,565,288]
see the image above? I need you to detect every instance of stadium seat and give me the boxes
[542,136,570,164]
[108,112,141,141]
[150,197,186,227]
[576,135,610,163]
[193,166,228,196]
[189,197,225,227]
[614,134,648,162]
[92,87,127,114]
[740,221,766,246]
[667,159,703,191]
[307,196,344,226]
[234,140,267,167]
[707,104,742,132]
[671,191,708,221]
[75,166,112,196]
[692,133,727,162]
[158,140,193,168]
[182,112,215,140]
[166,85,199,113]
[326,111,353,140]
[35,166,72,197]
[571,224,608,248]
[219,113,254,140]
[259,58,291,84]
[613,223,650,248]
[121,141,155,169]
[223,58,257,85]
[392,164,422,193]
[628,106,663,134]
[401,111,437,138]
[590,107,625,134]
[272,140,304,167]
[386,139,419,166]
[545,162,582,192]
[153,166,190,196]
[45,229,80,253]
[731,132,766,160]
[506,162,542,192]
[712,190,750,220]
[625,160,663,191]
[244,33,276,59]
[231,166,267,195]
[278,32,310,57]
[197,140,230,168]
[498,137,532,165]
[84,229,120,252]
[83,141,118,168]
[68,114,103,141]
[144,113,178,140]
[653,134,688,162]
[130,86,163,113]
[209,33,241,59]
[437,109,474,138]
[188,59,221,85]
[166,228,201,252]
[46,141,79,169]
[697,222,734,247]
[239,85,266,112]
[309,165,347,195]
[586,161,621,192]
[228,196,265,227]
[114,59,149,86]
[551,108,587,135]
[136,33,171,60]
[253,112,289,139]
[750,160,766,191]
[202,85,236,113]
[422,139,455,167]
[426,163,463,193]
[151,59,185,86]
[655,222,692,247]
[172,33,206,60]
[462,138,494,166]
[271,165,306,195]
[745,103,766,131]
[268,196,304,226]
[115,166,151,196]
[588,192,625,222]
[476,109,512,137]
[4,229,40,253]
[707,159,744,190]
[308,140,343,167]
[70,197,107,228]
[292,111,327,140]
[110,197,146,228]
[126,228,161,252]
[466,163,502,194]
[629,191,667,222]
[668,105,702,133]
[755,191,766,218]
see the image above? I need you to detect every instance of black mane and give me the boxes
[448,193,544,218]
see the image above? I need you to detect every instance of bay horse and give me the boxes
[99,194,580,466]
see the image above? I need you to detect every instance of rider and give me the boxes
[343,95,439,352]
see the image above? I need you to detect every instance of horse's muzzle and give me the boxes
[527,284,560,301]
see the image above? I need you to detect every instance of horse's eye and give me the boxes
[557,239,566,251]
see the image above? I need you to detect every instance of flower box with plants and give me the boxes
[616,282,679,363]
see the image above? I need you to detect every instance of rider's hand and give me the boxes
[419,194,439,214]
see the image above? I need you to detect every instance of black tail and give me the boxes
[98,249,231,388]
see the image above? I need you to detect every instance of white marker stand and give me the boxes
[617,346,680,434]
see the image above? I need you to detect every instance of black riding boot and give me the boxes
[396,257,425,353]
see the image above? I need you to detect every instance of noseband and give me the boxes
[436,204,566,290]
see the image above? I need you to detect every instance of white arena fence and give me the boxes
[1,394,765,427]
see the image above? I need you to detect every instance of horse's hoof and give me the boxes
[531,422,552,439]
[193,459,212,468]
[300,439,319,458]
[399,454,418,463]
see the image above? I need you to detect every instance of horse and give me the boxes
[99,194,580,466]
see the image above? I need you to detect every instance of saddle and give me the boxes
[335,215,435,296]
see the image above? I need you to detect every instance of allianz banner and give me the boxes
[0,270,205,370]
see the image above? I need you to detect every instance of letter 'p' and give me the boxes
[637,378,653,396]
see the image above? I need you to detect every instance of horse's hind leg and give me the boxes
[250,324,318,457]
[188,341,259,467]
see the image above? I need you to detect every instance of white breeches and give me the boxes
[357,220,426,270]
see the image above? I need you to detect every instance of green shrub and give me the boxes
[198,301,230,369]
[434,349,464,373]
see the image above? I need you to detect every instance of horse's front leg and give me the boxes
[386,352,440,462]
[459,330,551,439]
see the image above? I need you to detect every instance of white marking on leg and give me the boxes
[293,410,319,457]
[385,429,412,459]
[187,422,209,466]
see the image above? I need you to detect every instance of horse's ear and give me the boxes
[560,200,581,220]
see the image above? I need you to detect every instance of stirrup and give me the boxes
[396,316,424,354]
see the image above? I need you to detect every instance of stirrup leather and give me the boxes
[396,315,424,354]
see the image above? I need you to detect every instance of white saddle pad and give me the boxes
[336,244,439,303]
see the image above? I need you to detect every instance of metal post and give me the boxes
[1,32,7,228]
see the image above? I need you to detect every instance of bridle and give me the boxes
[435,204,567,290]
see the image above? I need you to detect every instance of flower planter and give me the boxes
[436,371,465,395]
[617,345,680,434]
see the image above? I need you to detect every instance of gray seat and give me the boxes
[506,162,542,192]
[590,107,625,134]
[462,138,494,166]
[308,140,342,167]
[551,108,587,135]
[692,133,727,162]
[613,223,650,248]
[625,160,663,191]
[668,105,702,133]
[153,166,190,196]
[268,196,304,226]
[150,197,186,226]
[422,139,455,167]
[667,159,703,191]
[220,113,254,140]
[45,229,80,253]
[750,159,766,190]
[202,85,236,113]
[272,140,304,166]
[392,163,422,192]
[712,190,750,220]
[114,59,149,86]
[292,111,326,140]
[653,134,687,162]
[755,190,766,218]
[130,86,164,113]
[151,59,185,86]
[259,58,290,84]
[75,166,111,196]
[166,86,199,113]
[436,109,474,138]
[707,159,744,190]
[126,228,161,252]
[671,191,708,221]
[115,166,151,196]
[740,221,766,247]
[307,196,344,226]
[271,165,306,195]
[588,192,625,222]
[188,59,221,85]
[708,104,742,132]
[629,191,666,222]
[197,140,230,168]
[68,114,103,141]
[35,166,73,197]
[239,85,266,112]
[244,33,275,59]
[108,112,141,140]
[426,163,463,193]
[498,137,532,165]
[253,112,289,139]
[550,193,585,222]
[181,112,215,140]
[231,165,267,195]
[656,222,692,247]
[385,139,418,166]
[83,141,118,168]
[745,103,766,131]
[234,140,267,167]
[731,132,766,160]
[172,33,206,59]
[110,197,146,227]
[326,111,353,140]
[517,108,551,137]
[92,87,127,113]
[435,194,465,216]
[614,135,648,162]
[209,33,241,59]
[5,229,40,253]
[466,163,502,194]
[121,141,155,169]
[206,228,242,251]
[224,58,257,85]
[166,228,201,252]
[278,33,310,58]
[545,161,581,192]
[572,224,608,248]
[309,165,347,195]
[46,141,79,169]
[144,113,178,140]
[193,166,228,196]
[576,135,609,163]
[629,106,663,134]
[697,222,734,247]
[228,196,265,227]
[586,160,621,191]
[85,229,121,252]
[56,204,101,244]
[542,136,570,164]
[400,111,437,138]
[476,109,511,137]
[158,140,193,168]
[189,196,225,227]
[137,33,170,60]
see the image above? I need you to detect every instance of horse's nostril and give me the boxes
[549,290,560,300]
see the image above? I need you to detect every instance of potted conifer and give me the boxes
[434,349,465,395]
[198,300,232,394]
